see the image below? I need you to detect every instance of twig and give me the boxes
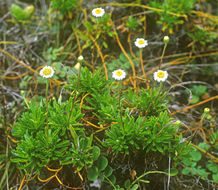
[170,95,218,116]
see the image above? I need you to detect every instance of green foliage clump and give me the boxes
[51,0,78,15]
[107,52,138,75]
[67,67,110,95]
[61,130,100,171]
[182,141,218,183]
[83,13,114,49]
[11,130,69,174]
[11,4,34,22]
[125,16,141,31]
[86,90,119,123]
[141,111,178,153]
[105,112,149,155]
[124,87,168,116]
[105,111,179,155]
[186,85,209,104]
[87,156,115,183]
[12,100,47,138]
[150,0,196,33]
[188,27,216,46]
[67,68,118,123]
[11,98,95,174]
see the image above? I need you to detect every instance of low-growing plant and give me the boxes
[182,141,218,183]
[61,130,101,172]
[86,90,119,124]
[43,46,64,64]
[125,16,142,31]
[66,67,110,95]
[87,155,115,183]
[104,110,180,155]
[186,85,209,104]
[51,0,79,16]
[107,52,138,75]
[188,27,216,46]
[10,4,35,23]
[83,13,114,49]
[66,67,118,123]
[150,0,196,33]
[124,87,168,116]
[10,98,90,174]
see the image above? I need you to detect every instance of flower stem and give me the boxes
[130,170,168,188]
[159,42,168,69]
[45,80,49,137]
[140,49,146,76]
[118,81,125,130]
[68,64,81,123]
[20,90,29,108]
[104,175,116,189]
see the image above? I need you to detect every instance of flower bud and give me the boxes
[164,36,169,43]
[204,108,210,113]
[21,90,25,95]
[78,55,84,62]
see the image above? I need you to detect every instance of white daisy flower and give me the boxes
[112,69,126,80]
[134,38,148,48]
[164,36,169,43]
[92,8,105,18]
[39,66,54,78]
[78,55,84,62]
[153,70,168,82]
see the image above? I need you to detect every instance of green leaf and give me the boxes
[206,162,218,173]
[11,4,34,21]
[196,167,208,178]
[87,134,93,148]
[190,95,199,104]
[190,151,202,162]
[124,179,131,188]
[87,166,98,181]
[156,146,164,153]
[131,184,139,190]
[164,168,178,176]
[104,166,113,177]
[103,41,108,48]
[69,125,78,145]
[99,172,104,182]
[84,21,93,32]
[138,179,150,183]
[97,156,108,171]
[212,173,218,183]
[108,175,116,184]
[198,142,210,151]
[92,146,100,161]
[10,158,28,163]
[182,168,191,175]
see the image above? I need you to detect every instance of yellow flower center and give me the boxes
[95,9,102,14]
[42,68,52,76]
[157,71,165,78]
[115,71,123,76]
[138,39,145,45]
